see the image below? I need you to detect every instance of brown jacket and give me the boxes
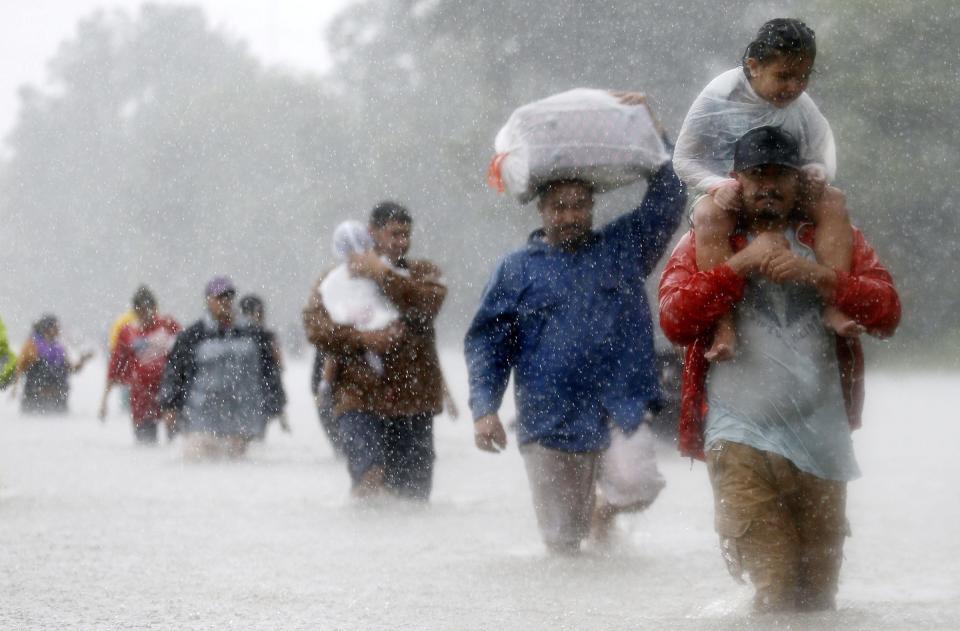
[303,258,446,418]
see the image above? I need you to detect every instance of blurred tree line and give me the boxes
[0,1,956,362]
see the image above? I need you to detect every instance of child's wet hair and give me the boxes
[742,18,816,73]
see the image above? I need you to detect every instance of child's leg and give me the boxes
[693,196,737,361]
[808,188,863,337]
[808,187,851,273]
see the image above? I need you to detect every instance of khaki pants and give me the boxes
[520,443,600,553]
[706,441,848,612]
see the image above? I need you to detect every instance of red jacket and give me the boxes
[108,315,180,424]
[658,225,901,460]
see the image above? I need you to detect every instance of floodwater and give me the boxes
[1,353,957,630]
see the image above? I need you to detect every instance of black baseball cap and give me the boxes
[732,126,802,172]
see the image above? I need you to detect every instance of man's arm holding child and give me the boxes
[348,252,447,320]
[303,276,405,355]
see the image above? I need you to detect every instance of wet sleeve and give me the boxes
[464,258,521,420]
[378,262,447,321]
[302,276,365,354]
[603,158,687,277]
[107,330,132,383]
[674,85,737,192]
[259,332,286,416]
[799,96,837,181]
[17,339,37,374]
[157,332,191,412]
[658,232,746,345]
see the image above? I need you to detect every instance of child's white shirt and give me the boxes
[675,68,836,193]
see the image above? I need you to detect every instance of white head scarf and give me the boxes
[332,220,374,261]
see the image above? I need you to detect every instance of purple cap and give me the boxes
[205,276,236,298]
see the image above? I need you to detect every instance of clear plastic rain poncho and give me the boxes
[674,68,836,194]
[488,88,669,204]
[319,220,402,374]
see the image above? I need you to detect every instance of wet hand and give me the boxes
[348,251,389,280]
[610,91,664,135]
[734,231,789,273]
[712,182,742,212]
[474,414,507,453]
[762,249,825,285]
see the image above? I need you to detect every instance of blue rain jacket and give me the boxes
[464,162,685,452]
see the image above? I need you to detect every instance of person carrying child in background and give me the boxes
[316,221,460,421]
[318,220,405,386]
[304,204,447,500]
[674,18,861,362]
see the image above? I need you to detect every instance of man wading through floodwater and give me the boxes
[659,126,900,611]
[465,95,685,554]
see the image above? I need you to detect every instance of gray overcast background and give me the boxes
[0,0,351,135]
[0,0,956,365]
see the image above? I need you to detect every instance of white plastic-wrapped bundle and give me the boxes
[319,221,405,375]
[597,424,666,508]
[320,220,400,333]
[488,89,670,204]
[321,265,399,333]
[675,68,836,194]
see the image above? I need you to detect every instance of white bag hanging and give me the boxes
[598,423,666,508]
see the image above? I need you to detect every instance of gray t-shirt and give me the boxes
[704,229,860,482]
[184,335,267,438]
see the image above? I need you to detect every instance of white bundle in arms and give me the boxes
[319,220,400,332]
[320,267,399,332]
[489,88,669,204]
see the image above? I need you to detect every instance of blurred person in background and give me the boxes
[99,286,180,444]
[108,308,138,354]
[238,293,290,437]
[11,314,92,414]
[106,302,140,412]
[158,277,286,460]
[311,347,345,457]
[0,315,17,389]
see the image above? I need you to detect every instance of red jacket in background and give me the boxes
[658,225,901,460]
[108,316,180,424]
